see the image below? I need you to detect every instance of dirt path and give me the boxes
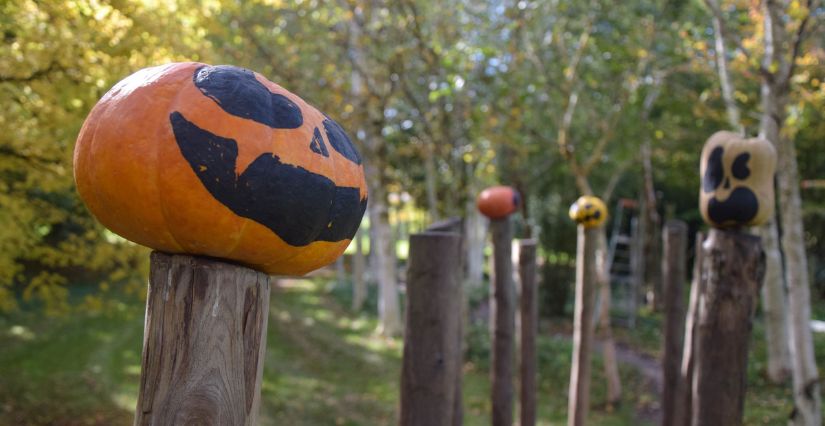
[608,340,663,424]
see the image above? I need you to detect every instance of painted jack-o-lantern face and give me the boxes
[74,63,368,275]
[477,186,520,219]
[569,196,607,228]
[699,131,776,228]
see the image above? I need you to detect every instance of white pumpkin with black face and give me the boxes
[699,131,776,228]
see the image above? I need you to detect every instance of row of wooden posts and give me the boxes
[397,217,764,426]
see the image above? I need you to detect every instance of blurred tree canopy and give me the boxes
[1,0,823,312]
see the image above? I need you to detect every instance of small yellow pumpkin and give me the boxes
[569,196,607,228]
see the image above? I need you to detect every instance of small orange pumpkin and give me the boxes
[74,63,368,275]
[476,186,520,219]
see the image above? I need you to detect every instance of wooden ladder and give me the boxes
[604,198,642,328]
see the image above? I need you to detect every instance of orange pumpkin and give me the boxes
[74,63,368,275]
[476,186,520,219]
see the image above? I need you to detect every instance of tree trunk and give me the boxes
[519,239,538,426]
[661,220,688,426]
[761,1,820,419]
[674,232,705,426]
[424,143,439,222]
[490,218,515,426]
[568,226,598,426]
[352,228,367,311]
[692,229,765,426]
[776,136,821,425]
[136,252,270,426]
[465,188,487,288]
[757,221,791,383]
[595,231,622,407]
[400,232,462,426]
[367,168,401,337]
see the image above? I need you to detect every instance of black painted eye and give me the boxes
[309,127,329,157]
[703,146,725,192]
[731,153,751,180]
[323,118,361,165]
[193,65,303,129]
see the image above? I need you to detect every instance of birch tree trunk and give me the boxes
[352,228,367,311]
[366,162,402,337]
[704,0,791,383]
[761,1,820,421]
[465,183,487,289]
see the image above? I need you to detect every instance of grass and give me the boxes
[6,276,817,425]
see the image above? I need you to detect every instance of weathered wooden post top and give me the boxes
[73,63,367,424]
[692,130,774,426]
[567,194,607,426]
[477,185,520,426]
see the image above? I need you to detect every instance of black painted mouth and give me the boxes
[706,187,759,226]
[169,112,367,247]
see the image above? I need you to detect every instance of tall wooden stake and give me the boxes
[568,226,598,426]
[136,252,270,425]
[491,217,515,426]
[691,229,765,426]
[400,231,463,426]
[661,220,688,426]
[674,232,704,426]
[519,239,538,426]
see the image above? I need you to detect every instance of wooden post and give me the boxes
[400,231,462,426]
[136,252,270,425]
[490,217,515,426]
[691,229,765,426]
[519,239,538,426]
[568,226,598,426]
[661,220,688,426]
[674,232,704,426]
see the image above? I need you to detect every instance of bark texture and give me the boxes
[136,252,270,426]
[692,229,765,426]
[400,232,462,426]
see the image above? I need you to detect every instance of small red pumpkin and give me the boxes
[476,186,520,219]
[74,63,368,275]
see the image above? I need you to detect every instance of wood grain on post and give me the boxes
[661,220,688,426]
[691,229,765,426]
[674,232,704,426]
[136,252,271,426]
[400,232,463,426]
[490,217,515,426]
[568,226,598,426]
[519,239,538,426]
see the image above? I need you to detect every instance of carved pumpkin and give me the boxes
[476,186,520,219]
[569,195,607,228]
[699,131,776,228]
[74,63,368,275]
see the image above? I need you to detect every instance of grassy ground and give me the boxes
[5,277,819,425]
[0,278,649,425]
